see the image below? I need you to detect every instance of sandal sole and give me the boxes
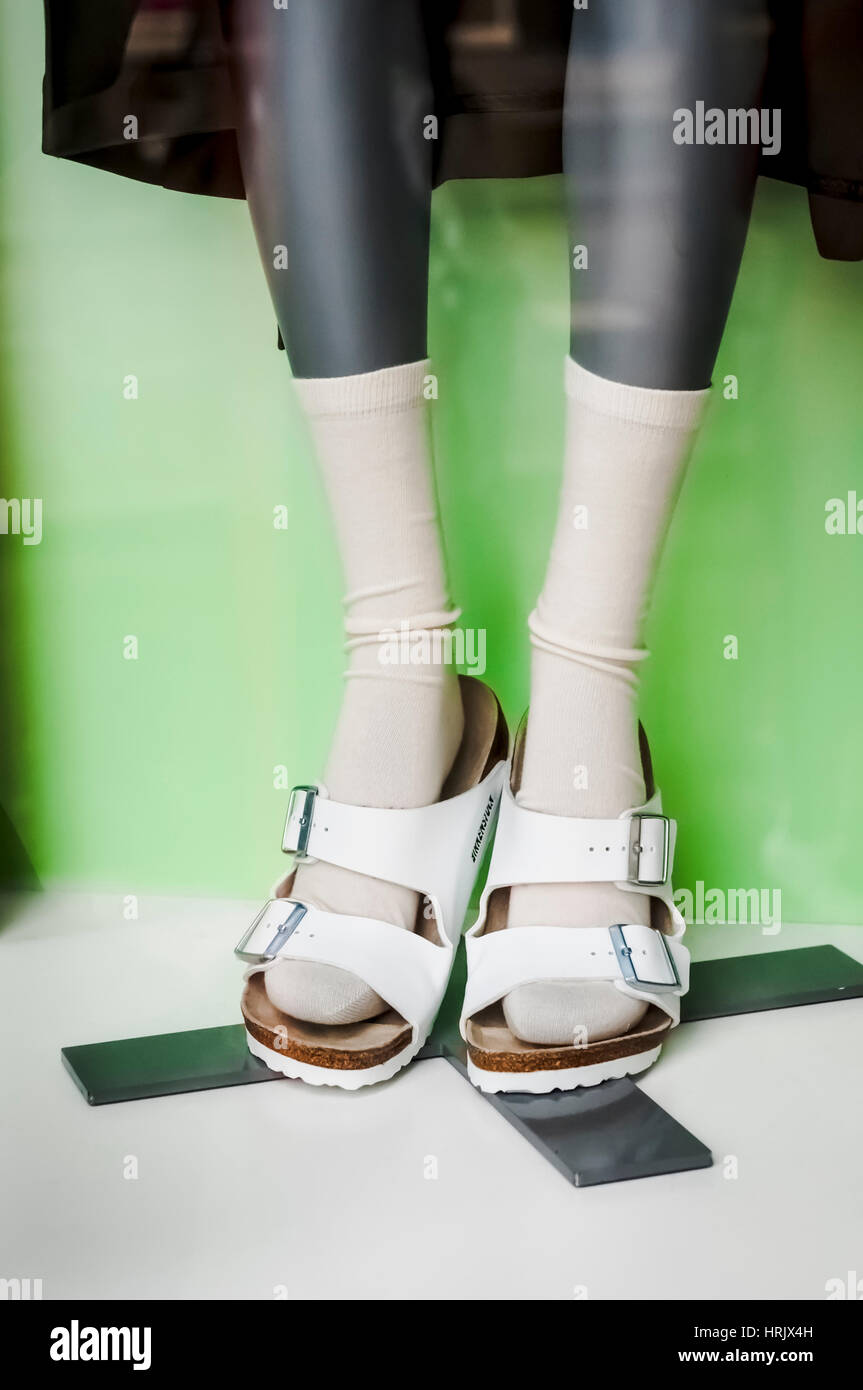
[464,1003,673,1093]
[245,1025,422,1090]
[466,1042,663,1094]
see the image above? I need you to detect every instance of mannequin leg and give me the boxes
[228,1,464,1025]
[506,0,771,1045]
[227,0,432,378]
[567,0,769,388]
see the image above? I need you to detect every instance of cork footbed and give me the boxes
[464,715,675,1076]
[243,975,413,1070]
[465,1005,672,1074]
[242,675,508,1073]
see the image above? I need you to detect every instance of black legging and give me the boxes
[227,0,770,390]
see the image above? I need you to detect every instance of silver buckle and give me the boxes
[282,785,317,856]
[627,814,670,886]
[234,899,307,963]
[609,924,679,992]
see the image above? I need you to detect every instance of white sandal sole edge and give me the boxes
[466,1043,663,1095]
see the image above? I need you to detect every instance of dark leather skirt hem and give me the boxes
[42,0,863,261]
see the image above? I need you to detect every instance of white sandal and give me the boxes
[235,677,508,1089]
[459,722,689,1094]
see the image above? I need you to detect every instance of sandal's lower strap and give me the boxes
[237,901,454,1039]
[460,923,689,1036]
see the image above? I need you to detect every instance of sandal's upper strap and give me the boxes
[237,900,454,1037]
[279,759,507,945]
[480,782,675,898]
[460,923,689,1034]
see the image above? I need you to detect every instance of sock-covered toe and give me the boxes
[505,878,652,1045]
[503,980,647,1046]
[264,959,387,1026]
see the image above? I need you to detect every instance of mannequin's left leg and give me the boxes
[506,0,771,1044]
[227,1,462,1027]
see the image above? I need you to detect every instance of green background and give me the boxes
[2,5,863,926]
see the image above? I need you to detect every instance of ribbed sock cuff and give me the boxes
[565,356,709,429]
[293,359,430,418]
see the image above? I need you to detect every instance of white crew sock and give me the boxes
[505,358,708,1046]
[265,360,464,1026]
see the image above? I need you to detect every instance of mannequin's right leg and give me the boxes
[227,0,464,1024]
[505,0,769,1048]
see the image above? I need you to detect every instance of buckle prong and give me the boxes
[282,785,317,857]
[234,900,307,963]
[609,924,679,992]
[627,814,670,886]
